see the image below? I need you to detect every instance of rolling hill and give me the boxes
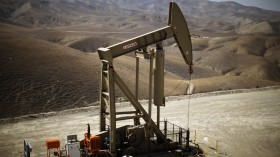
[0,23,190,119]
[0,0,280,119]
[1,0,280,35]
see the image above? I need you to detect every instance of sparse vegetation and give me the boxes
[0,1,279,157]
[0,0,279,120]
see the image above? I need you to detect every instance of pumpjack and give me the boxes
[97,2,193,157]
[29,2,197,157]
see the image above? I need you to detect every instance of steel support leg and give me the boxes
[100,60,117,157]
[100,62,107,132]
[107,64,117,157]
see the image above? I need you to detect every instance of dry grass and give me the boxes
[0,14,280,119]
[192,36,280,81]
[0,28,101,119]
[192,75,279,93]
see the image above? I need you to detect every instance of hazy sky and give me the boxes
[210,0,280,11]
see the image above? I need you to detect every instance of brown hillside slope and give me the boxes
[0,28,101,119]
[0,23,189,119]
[165,36,280,93]
[1,22,280,119]
[192,36,280,81]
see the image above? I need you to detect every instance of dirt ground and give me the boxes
[0,86,279,157]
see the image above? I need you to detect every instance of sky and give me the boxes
[210,0,280,11]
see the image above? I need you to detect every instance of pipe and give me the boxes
[87,124,90,139]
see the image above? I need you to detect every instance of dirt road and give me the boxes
[0,87,279,157]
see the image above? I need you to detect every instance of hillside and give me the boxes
[0,23,191,119]
[0,0,280,119]
[1,0,280,35]
[0,24,99,118]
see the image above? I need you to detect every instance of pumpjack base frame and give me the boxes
[94,124,201,157]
